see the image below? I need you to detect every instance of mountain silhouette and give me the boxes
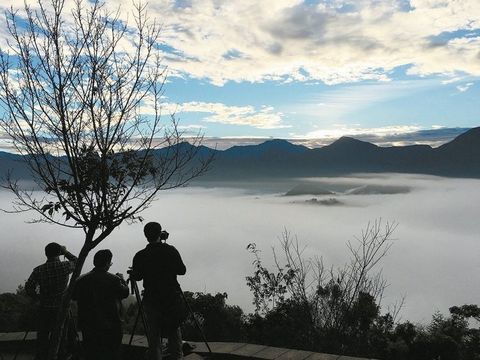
[1,127,480,181]
[224,139,308,158]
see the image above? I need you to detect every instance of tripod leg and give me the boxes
[132,280,157,358]
[180,292,212,354]
[128,307,142,346]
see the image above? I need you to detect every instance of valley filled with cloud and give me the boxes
[1,173,479,322]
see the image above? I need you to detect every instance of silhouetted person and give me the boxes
[25,242,77,360]
[73,249,129,360]
[132,222,186,360]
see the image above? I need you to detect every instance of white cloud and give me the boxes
[2,0,480,86]
[456,82,474,92]
[441,76,465,85]
[299,124,423,141]
[177,124,207,130]
[138,99,288,129]
[172,101,290,129]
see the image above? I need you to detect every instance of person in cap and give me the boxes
[25,242,77,360]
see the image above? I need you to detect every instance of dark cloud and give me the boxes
[264,3,381,54]
[339,127,472,147]
[267,42,283,55]
[265,4,331,41]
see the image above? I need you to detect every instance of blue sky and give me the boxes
[1,0,479,149]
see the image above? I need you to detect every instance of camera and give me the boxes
[160,230,169,241]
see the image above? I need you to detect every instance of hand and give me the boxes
[60,245,67,255]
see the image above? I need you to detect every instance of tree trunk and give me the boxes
[48,242,90,360]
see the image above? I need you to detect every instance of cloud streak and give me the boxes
[286,79,441,120]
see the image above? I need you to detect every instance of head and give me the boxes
[93,249,113,270]
[45,242,62,259]
[144,222,162,243]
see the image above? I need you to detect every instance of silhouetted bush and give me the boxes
[181,291,245,342]
[0,285,37,331]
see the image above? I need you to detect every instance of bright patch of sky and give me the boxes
[1,0,480,148]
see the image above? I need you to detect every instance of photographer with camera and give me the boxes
[73,249,129,360]
[25,242,77,360]
[131,222,186,360]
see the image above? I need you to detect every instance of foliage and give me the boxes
[243,221,480,359]
[1,222,479,360]
[245,220,396,356]
[181,291,245,342]
[1,284,480,360]
[0,285,37,332]
[246,242,296,315]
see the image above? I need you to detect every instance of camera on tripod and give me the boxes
[160,230,169,241]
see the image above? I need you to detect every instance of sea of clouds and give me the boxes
[0,173,479,323]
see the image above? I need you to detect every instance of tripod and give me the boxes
[127,275,154,354]
[126,275,212,357]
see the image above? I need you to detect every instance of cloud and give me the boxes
[177,124,207,130]
[140,98,288,130]
[297,125,470,147]
[194,126,470,149]
[300,124,423,141]
[172,101,290,129]
[2,175,480,322]
[456,82,474,92]
[4,0,480,86]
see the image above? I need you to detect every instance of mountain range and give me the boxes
[197,126,480,180]
[1,127,480,181]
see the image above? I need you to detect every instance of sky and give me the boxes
[0,0,479,148]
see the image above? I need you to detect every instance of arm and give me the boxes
[25,269,39,300]
[173,248,186,275]
[114,275,130,299]
[60,247,78,273]
[131,252,144,281]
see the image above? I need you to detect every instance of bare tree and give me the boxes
[0,0,211,358]
[246,219,398,347]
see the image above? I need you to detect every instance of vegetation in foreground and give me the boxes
[1,221,479,360]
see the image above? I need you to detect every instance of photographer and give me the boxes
[25,242,77,360]
[73,249,129,360]
[131,222,186,360]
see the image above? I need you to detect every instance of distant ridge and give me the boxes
[1,127,480,181]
